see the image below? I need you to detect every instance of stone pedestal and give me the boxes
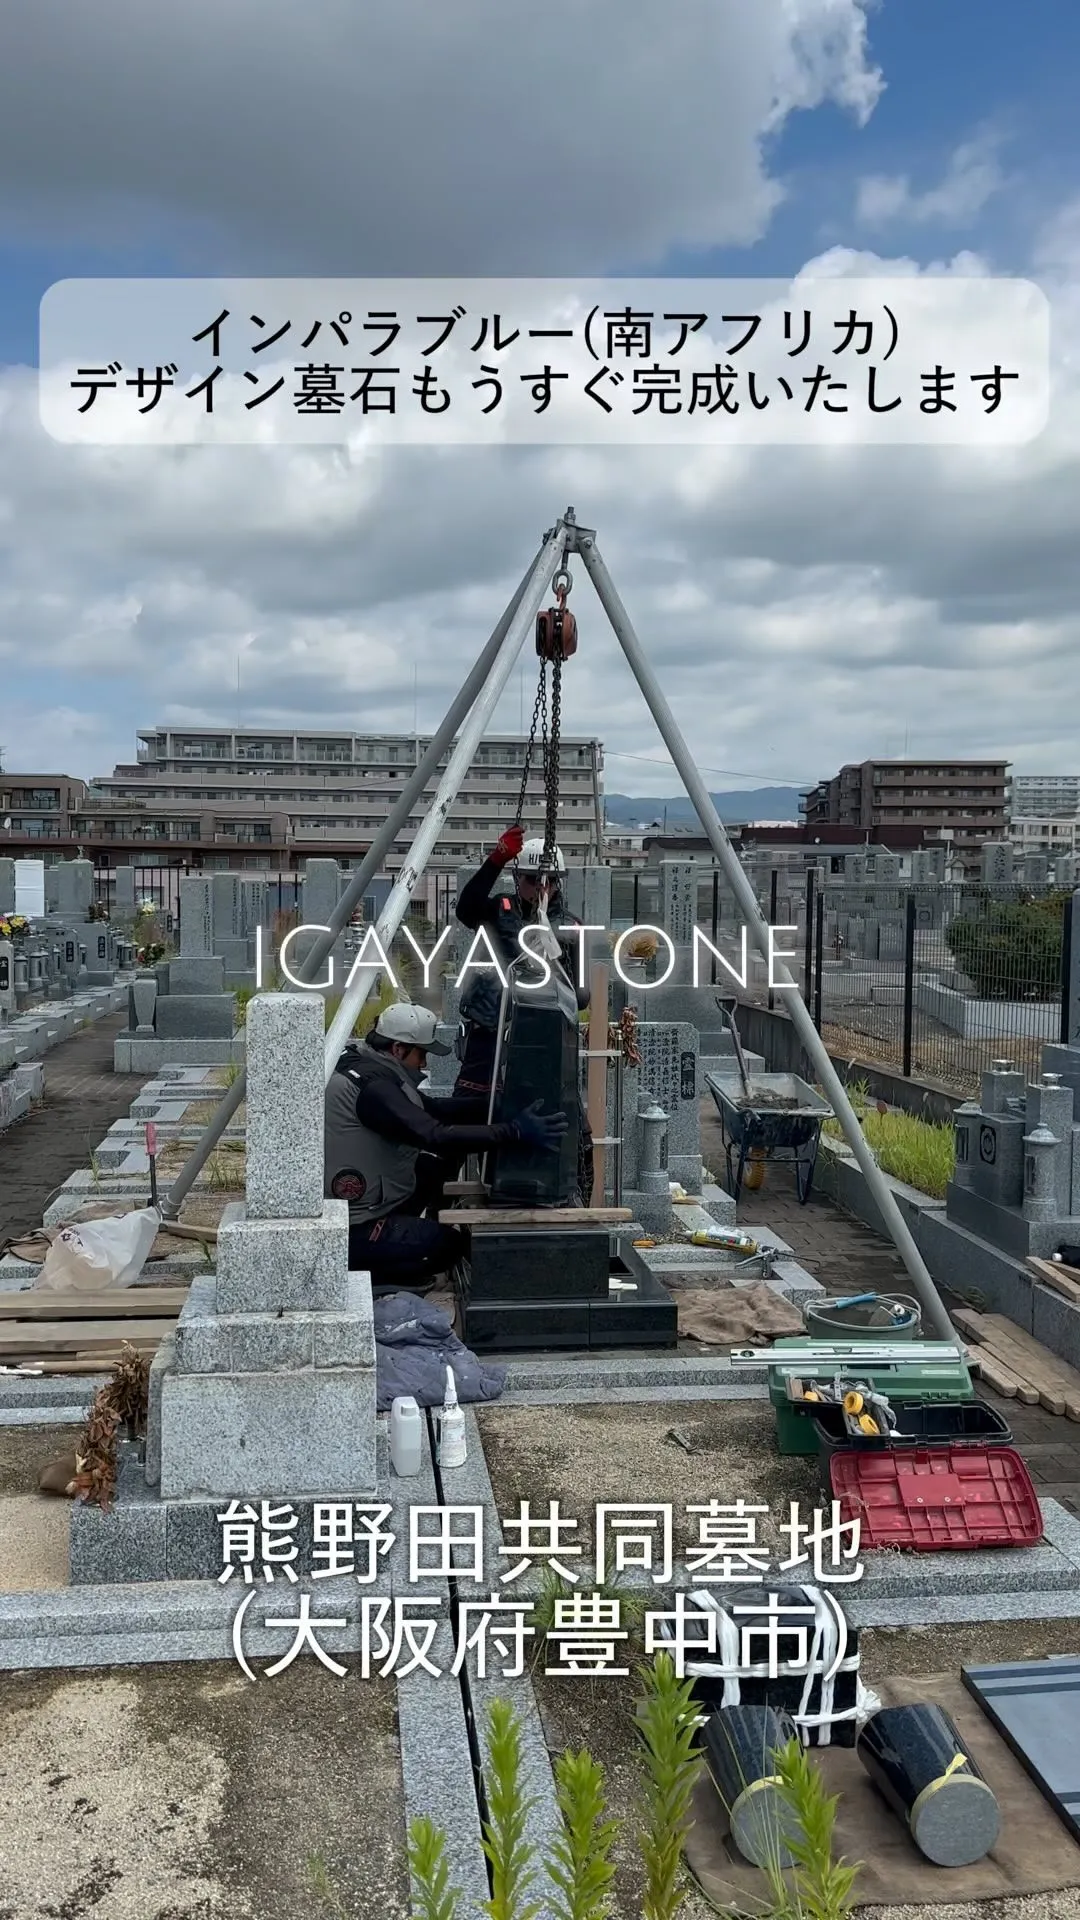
[74,991,378,1582]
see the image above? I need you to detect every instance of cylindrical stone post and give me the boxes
[1023,1125,1060,1223]
[951,1101,980,1190]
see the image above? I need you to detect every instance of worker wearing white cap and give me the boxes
[325,999,566,1291]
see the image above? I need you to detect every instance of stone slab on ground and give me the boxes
[114,1035,245,1071]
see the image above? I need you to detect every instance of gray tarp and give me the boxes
[374,1291,507,1412]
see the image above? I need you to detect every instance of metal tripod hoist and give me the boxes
[160,508,953,1345]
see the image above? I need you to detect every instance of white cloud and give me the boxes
[0,0,880,273]
[1,7,1076,799]
[1,210,1077,793]
[856,132,1005,229]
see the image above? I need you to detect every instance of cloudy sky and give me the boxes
[1,0,1077,798]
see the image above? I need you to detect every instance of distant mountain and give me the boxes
[603,787,802,828]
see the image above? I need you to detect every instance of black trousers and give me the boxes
[347,1152,467,1292]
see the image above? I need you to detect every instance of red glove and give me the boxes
[491,824,525,867]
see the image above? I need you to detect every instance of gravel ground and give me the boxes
[0,1662,408,1919]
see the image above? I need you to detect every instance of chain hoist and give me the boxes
[512,554,577,872]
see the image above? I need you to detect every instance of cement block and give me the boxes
[158,1367,378,1499]
[214,1201,352,1313]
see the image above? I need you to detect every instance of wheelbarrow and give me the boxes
[705,1063,833,1203]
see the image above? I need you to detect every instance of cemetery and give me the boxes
[3,517,1080,1914]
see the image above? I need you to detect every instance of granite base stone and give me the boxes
[166,957,227,994]
[114,1036,245,1071]
[214,1200,353,1312]
[947,1181,1080,1261]
[154,995,237,1040]
[159,1364,377,1500]
[173,1270,375,1373]
[71,1444,384,1583]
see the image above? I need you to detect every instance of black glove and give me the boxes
[512,1098,569,1150]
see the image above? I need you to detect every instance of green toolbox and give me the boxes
[767,1336,974,1457]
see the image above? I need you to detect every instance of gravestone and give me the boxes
[0,940,14,1021]
[1023,852,1050,890]
[115,872,240,1065]
[912,847,947,884]
[207,871,251,976]
[561,864,613,934]
[632,1018,702,1194]
[180,876,214,957]
[54,859,94,920]
[83,922,116,986]
[982,842,1015,887]
[114,865,137,917]
[73,992,377,1582]
[0,859,15,916]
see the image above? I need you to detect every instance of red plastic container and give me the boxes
[828,1445,1043,1551]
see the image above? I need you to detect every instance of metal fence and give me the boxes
[802,878,1070,1094]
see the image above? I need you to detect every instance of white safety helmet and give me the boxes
[517,838,566,875]
[373,1001,450,1053]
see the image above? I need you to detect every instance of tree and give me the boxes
[945,891,1066,1002]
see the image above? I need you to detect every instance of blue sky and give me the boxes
[1,0,1078,789]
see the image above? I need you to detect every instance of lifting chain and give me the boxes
[513,561,576,875]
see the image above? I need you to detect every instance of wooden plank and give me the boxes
[964,1314,1080,1420]
[0,1320,177,1354]
[437,1207,633,1227]
[952,1308,988,1343]
[0,1289,189,1321]
[1028,1258,1080,1306]
[969,1352,1040,1405]
[979,1315,1080,1394]
[972,1353,1021,1399]
[444,1180,489,1199]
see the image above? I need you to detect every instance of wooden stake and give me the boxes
[586,960,610,1202]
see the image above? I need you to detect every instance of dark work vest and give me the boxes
[324,1045,426,1225]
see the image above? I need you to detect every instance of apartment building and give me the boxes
[801,759,1009,875]
[0,774,88,843]
[1007,774,1080,818]
[13,729,604,904]
[1009,814,1080,858]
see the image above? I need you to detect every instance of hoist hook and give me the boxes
[536,566,578,661]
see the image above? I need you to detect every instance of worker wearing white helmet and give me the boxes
[452,823,594,1202]
[325,997,567,1290]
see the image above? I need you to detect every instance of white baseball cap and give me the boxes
[374,1001,451,1054]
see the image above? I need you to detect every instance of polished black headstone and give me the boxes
[963,1656,1080,1843]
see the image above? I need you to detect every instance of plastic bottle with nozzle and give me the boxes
[436,1365,467,1469]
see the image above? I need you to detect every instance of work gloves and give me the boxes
[513,1099,569,1150]
[491,824,525,868]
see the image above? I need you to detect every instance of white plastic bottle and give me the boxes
[389,1396,423,1477]
[436,1365,467,1469]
